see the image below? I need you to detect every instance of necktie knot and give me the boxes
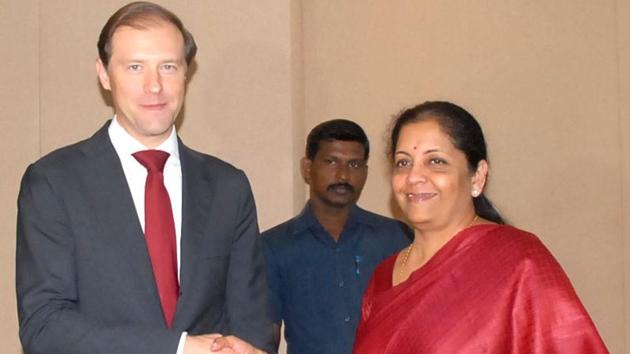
[133,150,170,173]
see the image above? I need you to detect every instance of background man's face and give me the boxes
[97,21,187,148]
[303,139,368,209]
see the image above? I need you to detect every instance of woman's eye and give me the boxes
[395,159,410,168]
[429,158,446,165]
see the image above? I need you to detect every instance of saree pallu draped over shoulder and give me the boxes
[353,224,608,354]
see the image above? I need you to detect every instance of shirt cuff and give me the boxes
[176,331,188,354]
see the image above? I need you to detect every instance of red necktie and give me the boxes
[133,150,179,328]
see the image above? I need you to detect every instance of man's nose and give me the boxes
[144,69,162,94]
[336,164,349,182]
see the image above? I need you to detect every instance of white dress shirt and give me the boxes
[108,117,187,354]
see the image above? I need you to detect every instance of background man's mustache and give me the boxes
[327,183,355,193]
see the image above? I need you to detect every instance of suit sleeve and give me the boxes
[16,164,181,354]
[260,238,283,325]
[224,171,275,353]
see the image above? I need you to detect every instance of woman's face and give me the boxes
[391,119,485,230]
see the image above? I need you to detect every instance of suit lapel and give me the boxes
[80,122,163,320]
[175,141,215,325]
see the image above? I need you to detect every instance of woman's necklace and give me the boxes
[398,215,479,279]
[398,241,415,279]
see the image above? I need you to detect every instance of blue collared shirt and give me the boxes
[262,204,411,354]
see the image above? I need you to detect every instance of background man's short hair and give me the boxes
[305,119,370,160]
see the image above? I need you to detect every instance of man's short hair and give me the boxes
[97,1,197,68]
[305,119,370,160]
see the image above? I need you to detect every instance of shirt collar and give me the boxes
[108,116,180,160]
[292,202,372,236]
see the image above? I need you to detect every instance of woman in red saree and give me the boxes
[352,101,608,354]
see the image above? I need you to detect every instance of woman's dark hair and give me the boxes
[389,101,505,224]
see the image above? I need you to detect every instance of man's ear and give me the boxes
[300,157,312,185]
[96,58,111,91]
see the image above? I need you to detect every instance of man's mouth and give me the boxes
[141,103,167,111]
[328,183,355,194]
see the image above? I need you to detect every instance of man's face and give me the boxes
[96,22,187,148]
[302,139,368,210]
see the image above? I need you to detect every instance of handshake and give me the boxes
[185,334,266,354]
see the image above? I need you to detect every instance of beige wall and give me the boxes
[1,1,627,353]
[1,2,39,352]
[618,0,630,352]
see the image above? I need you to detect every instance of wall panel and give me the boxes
[617,0,630,351]
[181,0,296,231]
[0,1,40,352]
[38,1,121,153]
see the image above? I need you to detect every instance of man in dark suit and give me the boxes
[16,2,271,354]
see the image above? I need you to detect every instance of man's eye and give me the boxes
[162,64,177,71]
[349,161,362,168]
[325,159,337,165]
[129,64,142,71]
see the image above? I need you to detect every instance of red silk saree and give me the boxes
[353,224,608,354]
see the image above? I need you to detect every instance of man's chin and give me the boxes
[322,198,356,210]
[141,120,177,136]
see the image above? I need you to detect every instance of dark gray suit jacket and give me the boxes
[16,122,274,354]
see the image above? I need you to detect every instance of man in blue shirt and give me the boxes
[262,119,411,354]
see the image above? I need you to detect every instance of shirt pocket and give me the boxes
[283,267,315,318]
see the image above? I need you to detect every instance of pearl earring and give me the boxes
[472,189,480,197]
